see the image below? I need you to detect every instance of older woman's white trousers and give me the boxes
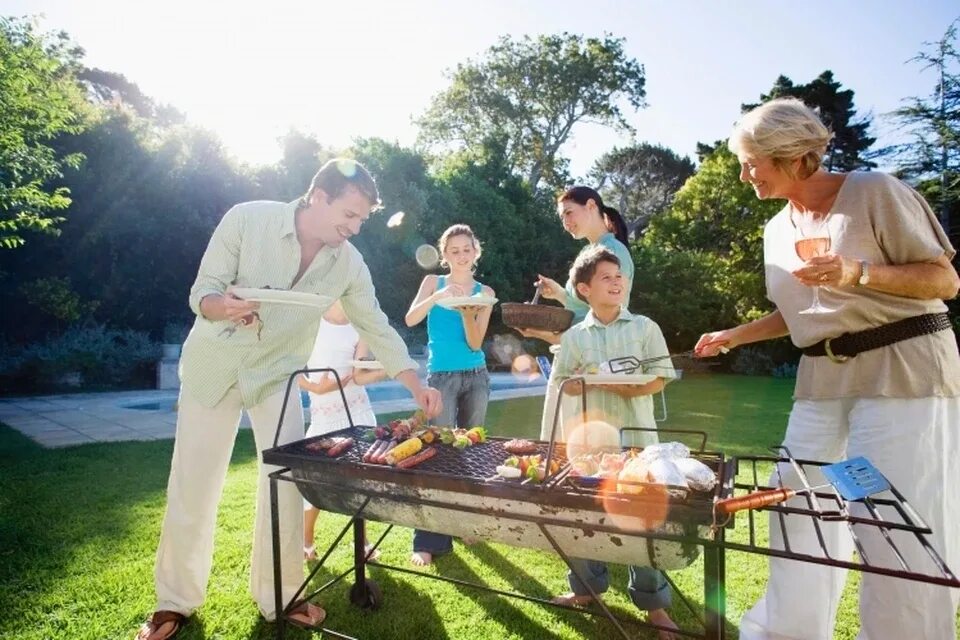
[739,396,960,640]
[154,385,305,620]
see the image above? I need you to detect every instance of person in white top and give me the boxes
[298,300,385,560]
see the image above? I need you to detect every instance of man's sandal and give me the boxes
[285,601,326,630]
[135,610,187,640]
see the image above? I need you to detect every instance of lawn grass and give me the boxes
[0,373,955,639]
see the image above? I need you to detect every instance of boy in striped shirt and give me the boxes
[550,245,679,639]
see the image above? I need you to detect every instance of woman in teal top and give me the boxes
[521,186,635,342]
[517,186,635,442]
[405,224,495,566]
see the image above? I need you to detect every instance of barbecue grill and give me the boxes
[263,369,959,640]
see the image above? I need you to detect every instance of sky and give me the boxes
[8,0,958,177]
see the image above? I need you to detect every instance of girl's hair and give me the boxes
[727,97,834,180]
[438,224,482,270]
[558,186,629,246]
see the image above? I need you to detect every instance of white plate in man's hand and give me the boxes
[349,359,384,370]
[436,295,499,310]
[231,288,332,309]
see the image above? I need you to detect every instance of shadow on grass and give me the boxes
[459,542,743,640]
[430,549,569,639]
[0,423,263,639]
[241,563,451,640]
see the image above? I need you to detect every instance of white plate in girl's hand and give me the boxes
[349,359,384,370]
[231,287,332,309]
[436,295,499,309]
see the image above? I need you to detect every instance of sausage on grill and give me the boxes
[363,439,387,463]
[326,437,354,457]
[374,439,399,464]
[396,446,437,469]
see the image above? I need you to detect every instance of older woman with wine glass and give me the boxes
[695,97,960,639]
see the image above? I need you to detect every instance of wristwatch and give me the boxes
[857,260,870,286]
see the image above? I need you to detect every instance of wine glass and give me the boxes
[794,212,836,314]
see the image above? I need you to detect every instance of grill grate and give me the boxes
[282,427,568,484]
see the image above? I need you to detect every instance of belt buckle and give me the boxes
[824,337,849,363]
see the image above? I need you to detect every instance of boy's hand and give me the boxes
[560,379,584,395]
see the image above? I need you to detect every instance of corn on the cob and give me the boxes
[385,437,423,465]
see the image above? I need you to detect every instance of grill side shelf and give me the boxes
[716,453,960,588]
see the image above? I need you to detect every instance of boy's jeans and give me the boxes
[414,367,490,555]
[567,558,672,611]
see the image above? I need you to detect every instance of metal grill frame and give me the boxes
[264,369,735,640]
[263,369,960,640]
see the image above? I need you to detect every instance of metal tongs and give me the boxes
[607,345,730,374]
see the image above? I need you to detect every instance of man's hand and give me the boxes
[201,287,260,323]
[395,369,443,419]
[224,287,261,323]
[415,387,443,419]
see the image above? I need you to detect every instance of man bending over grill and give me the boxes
[134,159,442,640]
[548,246,680,640]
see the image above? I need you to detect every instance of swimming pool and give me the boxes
[122,372,546,412]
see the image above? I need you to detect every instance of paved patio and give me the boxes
[0,382,546,449]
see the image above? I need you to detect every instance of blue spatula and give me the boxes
[820,456,890,500]
[717,455,890,514]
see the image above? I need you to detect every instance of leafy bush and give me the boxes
[0,324,160,393]
[730,346,777,376]
[629,244,741,351]
[772,362,799,378]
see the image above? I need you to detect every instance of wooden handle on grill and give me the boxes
[715,488,796,514]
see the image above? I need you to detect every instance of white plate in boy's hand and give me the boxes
[231,287,332,309]
[349,359,384,370]
[436,295,499,310]
[576,373,658,385]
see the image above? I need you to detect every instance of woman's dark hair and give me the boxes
[558,186,629,246]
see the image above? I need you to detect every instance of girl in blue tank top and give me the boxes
[404,224,495,566]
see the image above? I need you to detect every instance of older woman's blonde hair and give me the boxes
[728,97,834,179]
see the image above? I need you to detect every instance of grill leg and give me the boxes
[703,541,726,640]
[353,517,367,586]
[270,472,286,640]
[538,523,632,640]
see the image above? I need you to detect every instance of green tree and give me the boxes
[0,16,88,248]
[589,143,695,237]
[887,18,960,231]
[642,146,781,326]
[79,67,186,127]
[416,33,646,190]
[743,71,876,171]
[0,107,255,342]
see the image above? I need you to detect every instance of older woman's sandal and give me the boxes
[135,610,187,640]
[286,601,326,630]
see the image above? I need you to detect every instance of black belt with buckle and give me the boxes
[801,312,952,363]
